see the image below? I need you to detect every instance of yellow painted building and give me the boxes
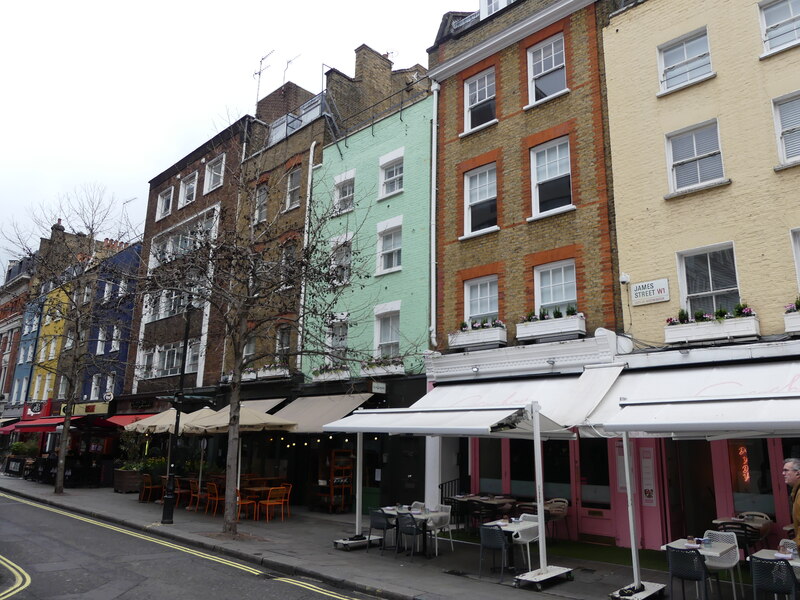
[30,287,68,404]
[604,0,800,344]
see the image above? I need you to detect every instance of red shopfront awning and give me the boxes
[105,414,157,427]
[14,416,117,433]
[0,423,18,435]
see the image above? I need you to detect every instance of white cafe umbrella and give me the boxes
[182,405,296,434]
[124,408,188,435]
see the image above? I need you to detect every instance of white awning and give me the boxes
[272,393,372,433]
[323,365,622,439]
[242,398,285,413]
[592,361,800,438]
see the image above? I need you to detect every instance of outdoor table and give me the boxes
[712,516,772,537]
[485,518,538,571]
[748,548,800,568]
[243,485,281,500]
[382,506,448,557]
[660,538,736,558]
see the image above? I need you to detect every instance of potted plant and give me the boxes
[785,297,800,335]
[113,431,145,493]
[312,362,350,382]
[664,303,759,343]
[258,361,289,379]
[516,306,586,343]
[360,356,405,377]
[241,367,257,381]
[448,318,507,350]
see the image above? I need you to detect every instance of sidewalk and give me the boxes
[0,475,672,599]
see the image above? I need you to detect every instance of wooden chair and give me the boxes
[205,482,224,516]
[258,486,287,522]
[236,489,256,521]
[139,474,162,503]
[544,498,570,539]
[187,479,207,511]
[280,483,292,518]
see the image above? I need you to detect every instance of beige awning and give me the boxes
[273,394,372,433]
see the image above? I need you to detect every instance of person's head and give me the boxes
[783,458,800,486]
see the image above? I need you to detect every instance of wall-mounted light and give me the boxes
[472,366,479,373]
[546,358,556,366]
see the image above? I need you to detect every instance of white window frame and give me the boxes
[534,259,577,317]
[658,28,713,94]
[327,316,349,366]
[48,337,56,360]
[464,275,499,325]
[464,68,497,133]
[90,374,101,401]
[105,372,116,396]
[285,168,301,210]
[774,92,800,165]
[64,330,74,350]
[39,340,47,362]
[44,374,52,400]
[379,148,404,199]
[480,0,515,18]
[142,349,155,379]
[83,283,92,304]
[374,301,401,359]
[333,169,356,213]
[666,120,725,193]
[276,326,291,363]
[243,337,256,361]
[11,379,19,402]
[96,328,106,355]
[330,237,352,286]
[33,375,41,401]
[376,216,403,275]
[178,172,198,208]
[203,154,225,194]
[20,376,28,403]
[464,163,498,235]
[157,187,173,220]
[157,342,182,377]
[677,243,740,316]
[527,33,568,107]
[110,326,120,352]
[791,229,800,291]
[760,0,800,54]
[117,278,128,297]
[102,279,113,302]
[57,376,68,400]
[530,137,573,217]
[254,184,268,223]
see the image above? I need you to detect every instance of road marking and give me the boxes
[0,552,31,600]
[0,492,358,599]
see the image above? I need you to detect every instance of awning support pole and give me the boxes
[355,431,363,536]
[623,431,642,589]
[532,402,548,569]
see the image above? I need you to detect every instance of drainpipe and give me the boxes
[296,140,317,373]
[429,81,440,349]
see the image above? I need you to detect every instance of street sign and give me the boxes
[103,392,114,402]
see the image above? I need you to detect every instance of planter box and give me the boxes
[664,316,760,344]
[359,365,405,378]
[785,312,800,335]
[113,469,142,494]
[515,313,586,343]
[312,370,350,382]
[257,367,289,379]
[242,372,257,381]
[448,327,507,350]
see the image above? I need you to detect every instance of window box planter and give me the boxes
[359,364,405,378]
[312,370,350,382]
[241,371,257,381]
[785,312,800,335]
[448,327,507,350]
[664,316,760,344]
[113,469,142,494]
[516,313,586,343]
[257,366,289,379]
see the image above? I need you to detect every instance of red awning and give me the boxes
[0,423,18,435]
[15,417,69,433]
[105,414,156,427]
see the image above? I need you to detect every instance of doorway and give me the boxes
[665,440,717,539]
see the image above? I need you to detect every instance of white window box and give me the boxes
[785,312,800,335]
[664,316,760,344]
[516,313,586,343]
[312,369,350,382]
[359,364,405,378]
[448,327,507,350]
[242,371,258,381]
[258,366,289,379]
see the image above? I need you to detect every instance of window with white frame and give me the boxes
[761,0,800,53]
[528,33,567,104]
[465,68,496,131]
[102,279,113,302]
[667,121,724,191]
[329,319,348,365]
[680,245,739,316]
[480,0,516,18]
[243,337,256,361]
[11,379,19,403]
[378,227,402,273]
[791,229,800,290]
[105,373,116,396]
[96,328,106,355]
[142,349,155,379]
[57,376,68,400]
[64,330,74,349]
[334,171,355,213]
[535,260,576,317]
[659,29,712,92]
[118,278,128,297]
[49,338,56,360]
[254,184,268,223]
[276,326,291,363]
[44,374,52,400]
[531,137,572,215]
[280,242,297,288]
[377,312,400,358]
[110,326,120,352]
[83,283,92,304]
[90,374,101,400]
[285,168,301,210]
[380,155,404,198]
[204,154,225,193]
[775,93,800,164]
[465,163,497,234]
[465,275,498,325]
[157,342,182,377]
[187,340,200,373]
[157,187,173,219]
[26,343,34,363]
[33,375,41,401]
[179,172,198,208]
[39,340,47,362]
[331,240,352,285]
[19,376,27,403]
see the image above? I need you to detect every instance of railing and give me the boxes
[439,477,461,502]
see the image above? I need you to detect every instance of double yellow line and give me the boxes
[0,492,357,600]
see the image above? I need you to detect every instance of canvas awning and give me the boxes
[15,416,115,433]
[106,414,157,427]
[272,393,372,433]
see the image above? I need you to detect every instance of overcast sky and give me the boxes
[0,0,471,271]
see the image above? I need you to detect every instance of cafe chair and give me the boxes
[410,501,425,510]
[545,498,570,540]
[235,489,256,520]
[258,486,287,522]
[738,511,772,522]
[513,514,540,571]
[442,496,463,530]
[187,479,207,511]
[750,555,800,599]
[666,546,722,600]
[395,512,425,561]
[513,501,538,518]
[433,503,454,556]
[171,477,191,507]
[367,508,395,555]
[466,499,494,534]
[280,483,292,518]
[703,529,743,600]
[205,482,224,516]
[779,539,800,578]
[138,474,162,503]
[717,520,763,561]
[479,524,510,583]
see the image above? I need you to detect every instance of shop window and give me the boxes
[579,438,610,509]
[510,439,572,499]
[728,439,775,517]
[479,438,503,494]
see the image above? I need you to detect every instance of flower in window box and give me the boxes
[566,305,577,317]
[460,321,469,332]
[538,307,550,321]
[491,319,505,328]
[471,321,482,330]
[520,310,539,323]
[733,303,754,318]
[311,362,346,377]
[785,297,800,314]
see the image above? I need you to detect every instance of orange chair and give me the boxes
[258,486,287,522]
[139,474,162,503]
[187,479,207,511]
[236,489,256,521]
[171,477,191,506]
[281,483,293,518]
[205,482,225,516]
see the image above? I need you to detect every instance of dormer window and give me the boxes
[480,0,516,19]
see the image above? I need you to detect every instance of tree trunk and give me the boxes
[54,398,73,494]
[222,380,241,534]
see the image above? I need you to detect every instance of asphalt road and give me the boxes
[0,493,376,600]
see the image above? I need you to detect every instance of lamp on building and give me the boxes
[546,358,556,366]
[471,366,479,373]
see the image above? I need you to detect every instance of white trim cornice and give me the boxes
[428,0,597,82]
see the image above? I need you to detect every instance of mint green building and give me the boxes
[305,95,432,381]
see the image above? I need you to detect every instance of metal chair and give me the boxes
[545,497,570,539]
[717,520,763,561]
[513,513,540,571]
[738,511,772,522]
[666,546,721,600]
[187,478,207,511]
[205,482,224,516]
[466,499,494,533]
[280,483,292,518]
[703,529,742,600]
[138,473,162,503]
[395,512,425,561]
[442,496,463,529]
[235,489,256,520]
[367,508,394,555]
[410,500,425,510]
[479,524,510,583]
[433,503,454,556]
[258,486,287,522]
[751,555,800,599]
